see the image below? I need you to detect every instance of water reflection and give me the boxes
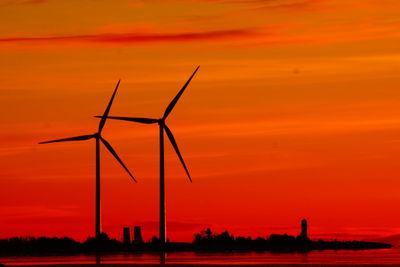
[1,249,400,265]
[95,254,101,265]
[160,251,166,265]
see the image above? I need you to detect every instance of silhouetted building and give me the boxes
[123,227,130,245]
[133,226,143,244]
[299,218,308,240]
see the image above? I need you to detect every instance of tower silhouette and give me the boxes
[300,218,308,240]
[123,227,131,245]
[134,226,143,244]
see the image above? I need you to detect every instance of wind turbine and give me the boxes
[97,66,200,247]
[39,80,136,239]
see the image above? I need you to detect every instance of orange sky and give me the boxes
[1,0,400,244]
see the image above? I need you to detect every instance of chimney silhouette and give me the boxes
[300,218,308,240]
[123,227,131,245]
[133,226,143,244]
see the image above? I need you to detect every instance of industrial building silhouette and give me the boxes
[122,226,143,245]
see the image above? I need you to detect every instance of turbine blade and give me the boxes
[163,66,200,119]
[99,136,137,182]
[95,116,158,124]
[39,134,95,144]
[164,124,192,182]
[98,80,120,133]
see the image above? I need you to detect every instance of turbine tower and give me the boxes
[97,66,199,247]
[39,80,136,239]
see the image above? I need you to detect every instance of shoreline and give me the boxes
[2,248,399,266]
[4,264,400,267]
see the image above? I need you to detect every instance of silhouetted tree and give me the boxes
[83,232,123,252]
[150,236,159,245]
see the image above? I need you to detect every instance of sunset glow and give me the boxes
[1,0,400,244]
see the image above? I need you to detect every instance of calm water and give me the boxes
[2,248,400,265]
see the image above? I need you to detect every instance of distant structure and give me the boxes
[299,218,308,240]
[123,227,131,245]
[133,226,143,244]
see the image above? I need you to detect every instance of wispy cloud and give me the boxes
[1,0,48,6]
[0,29,258,45]
[192,0,393,10]
[192,0,328,9]
[2,22,398,48]
[1,0,399,48]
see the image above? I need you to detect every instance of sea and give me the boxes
[2,248,400,265]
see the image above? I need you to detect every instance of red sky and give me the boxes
[1,0,400,244]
